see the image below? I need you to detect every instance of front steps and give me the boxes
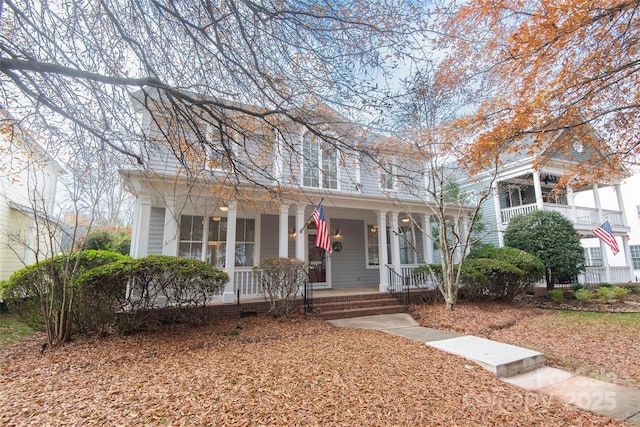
[307,292,408,320]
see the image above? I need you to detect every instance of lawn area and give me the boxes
[412,302,640,389]
[0,314,626,426]
[0,313,34,349]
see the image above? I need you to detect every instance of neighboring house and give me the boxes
[121,93,471,302]
[0,112,64,281]
[459,131,634,285]
[576,170,640,283]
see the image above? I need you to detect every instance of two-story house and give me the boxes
[458,132,634,285]
[0,112,64,281]
[120,92,471,302]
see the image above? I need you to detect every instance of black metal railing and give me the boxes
[386,265,410,305]
[303,280,314,313]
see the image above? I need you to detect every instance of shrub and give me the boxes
[467,246,545,284]
[461,258,526,301]
[0,250,127,333]
[613,286,631,299]
[548,289,564,302]
[254,257,306,317]
[413,263,487,298]
[78,255,228,331]
[596,286,616,302]
[79,228,131,255]
[574,288,594,301]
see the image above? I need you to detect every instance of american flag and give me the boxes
[312,202,332,254]
[593,219,620,255]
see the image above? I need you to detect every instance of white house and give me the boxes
[0,112,64,281]
[120,92,471,302]
[576,171,640,283]
[459,132,634,285]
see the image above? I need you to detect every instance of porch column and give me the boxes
[423,213,433,264]
[377,210,389,292]
[222,202,238,303]
[162,197,178,256]
[131,195,151,258]
[492,182,505,247]
[567,186,578,222]
[390,212,401,273]
[279,204,289,258]
[532,171,544,209]
[615,184,634,281]
[295,205,306,261]
[593,184,603,218]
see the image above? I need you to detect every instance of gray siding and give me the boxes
[148,207,165,255]
[260,214,279,261]
[330,219,379,288]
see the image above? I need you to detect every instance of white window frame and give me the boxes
[301,132,339,190]
[379,161,397,191]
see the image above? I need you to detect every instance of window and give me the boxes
[366,224,391,267]
[631,245,640,269]
[198,121,234,171]
[302,132,337,189]
[179,215,204,260]
[207,217,227,268]
[398,223,416,264]
[234,218,255,267]
[379,162,395,191]
[636,206,640,217]
[584,247,603,267]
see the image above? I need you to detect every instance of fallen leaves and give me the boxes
[0,314,629,425]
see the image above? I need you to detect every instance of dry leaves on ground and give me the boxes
[411,301,640,389]
[0,316,626,426]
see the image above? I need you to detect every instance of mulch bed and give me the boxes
[0,315,628,426]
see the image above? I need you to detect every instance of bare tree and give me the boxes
[1,0,429,194]
[382,63,500,309]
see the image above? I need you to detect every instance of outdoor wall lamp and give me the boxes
[220,206,229,212]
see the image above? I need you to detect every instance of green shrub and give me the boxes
[612,286,630,299]
[548,289,564,302]
[467,246,545,284]
[596,286,616,302]
[462,258,526,301]
[79,255,228,332]
[413,263,487,295]
[0,250,127,332]
[599,283,612,288]
[572,283,583,291]
[574,288,594,301]
[254,257,306,317]
[79,228,131,255]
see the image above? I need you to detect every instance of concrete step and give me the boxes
[426,336,545,378]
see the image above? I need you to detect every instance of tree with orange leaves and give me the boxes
[436,0,638,184]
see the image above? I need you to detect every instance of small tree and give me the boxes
[504,210,585,290]
[254,257,307,317]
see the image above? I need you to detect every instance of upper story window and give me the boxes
[198,120,236,171]
[379,162,396,191]
[302,132,338,189]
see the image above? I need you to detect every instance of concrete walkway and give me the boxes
[328,313,640,426]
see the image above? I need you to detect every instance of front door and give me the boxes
[308,232,328,287]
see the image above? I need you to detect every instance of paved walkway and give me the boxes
[328,313,640,426]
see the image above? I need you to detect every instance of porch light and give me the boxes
[290,227,297,238]
[220,206,229,212]
[401,217,411,223]
[334,229,341,238]
[212,216,221,221]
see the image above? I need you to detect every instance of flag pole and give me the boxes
[299,197,324,233]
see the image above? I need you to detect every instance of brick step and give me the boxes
[311,296,403,313]
[307,292,408,320]
[314,305,408,321]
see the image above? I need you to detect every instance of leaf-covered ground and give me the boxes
[0,314,629,426]
[411,301,640,389]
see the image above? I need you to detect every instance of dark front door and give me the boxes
[308,233,326,283]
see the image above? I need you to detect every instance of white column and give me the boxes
[200,212,209,262]
[279,204,289,258]
[377,210,389,292]
[296,206,306,261]
[532,171,544,209]
[615,184,633,281]
[423,213,433,264]
[162,197,178,256]
[222,202,237,303]
[593,184,603,219]
[492,182,505,247]
[132,195,151,258]
[567,186,577,222]
[390,212,401,273]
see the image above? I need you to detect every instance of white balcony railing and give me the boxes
[501,203,625,227]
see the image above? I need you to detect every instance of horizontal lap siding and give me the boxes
[330,219,378,288]
[148,207,165,255]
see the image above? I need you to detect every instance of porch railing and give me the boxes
[386,265,410,304]
[500,203,625,227]
[581,266,633,285]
